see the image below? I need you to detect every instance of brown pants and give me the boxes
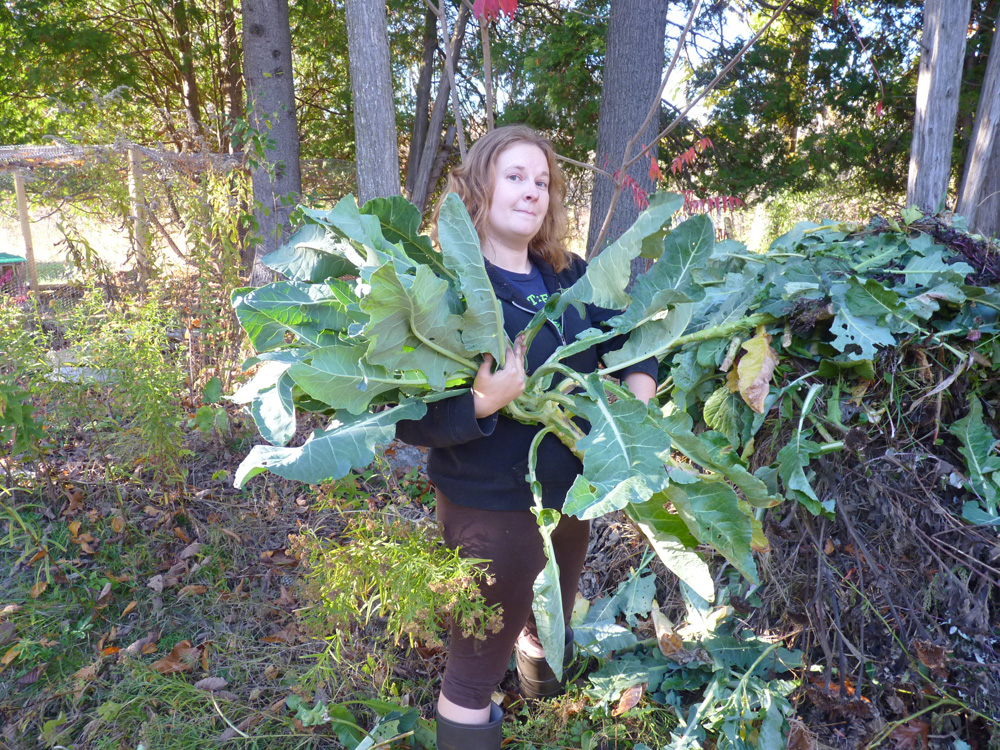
[436,491,591,709]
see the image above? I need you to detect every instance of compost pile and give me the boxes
[708,214,1000,746]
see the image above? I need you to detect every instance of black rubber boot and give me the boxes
[515,626,575,700]
[436,703,503,750]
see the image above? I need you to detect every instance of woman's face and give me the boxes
[485,141,550,252]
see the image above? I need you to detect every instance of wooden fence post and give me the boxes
[128,147,151,282]
[13,171,38,293]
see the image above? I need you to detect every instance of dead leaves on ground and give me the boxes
[150,640,201,675]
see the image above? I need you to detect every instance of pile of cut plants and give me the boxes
[230,192,1000,749]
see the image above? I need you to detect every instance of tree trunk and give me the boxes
[345,0,401,204]
[242,0,302,285]
[907,0,973,213]
[410,5,470,214]
[958,14,1000,237]
[586,0,669,260]
[172,0,205,139]
[404,8,437,199]
[219,0,244,152]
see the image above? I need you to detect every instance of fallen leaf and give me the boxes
[273,585,296,608]
[1,645,21,669]
[150,640,200,675]
[612,683,645,716]
[220,528,242,544]
[263,665,280,680]
[27,548,47,565]
[201,642,210,671]
[111,517,125,533]
[29,581,48,599]
[147,575,165,593]
[142,642,158,654]
[68,520,82,538]
[179,542,203,559]
[786,718,817,750]
[143,505,160,517]
[912,639,949,679]
[174,526,193,543]
[178,585,208,598]
[2,604,22,616]
[194,676,227,692]
[101,646,120,656]
[124,631,160,655]
[261,625,298,644]
[122,600,137,617]
[233,578,248,598]
[889,719,929,750]
[824,538,836,555]
[64,488,85,515]
[0,622,15,647]
[79,542,97,555]
[73,662,100,682]
[16,664,44,687]
[261,549,298,566]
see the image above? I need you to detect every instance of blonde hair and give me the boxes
[433,125,571,272]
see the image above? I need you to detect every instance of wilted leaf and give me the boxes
[147,575,165,593]
[261,625,298,644]
[111,517,125,533]
[124,631,159,655]
[0,621,15,647]
[786,717,817,750]
[611,683,645,716]
[261,549,298,566]
[29,581,48,599]
[68,520,81,538]
[174,526,193,543]
[194,676,228,692]
[179,542,203,559]
[178,585,208,598]
[17,664,44,686]
[27,548,47,565]
[122,600,137,617]
[737,331,778,413]
[73,662,100,682]
[273,585,296,607]
[101,646,120,656]
[1,644,21,669]
[220,528,242,544]
[889,719,929,750]
[150,640,200,675]
[912,639,949,679]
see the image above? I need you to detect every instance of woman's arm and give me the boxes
[623,371,656,404]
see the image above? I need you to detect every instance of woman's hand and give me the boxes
[473,336,526,418]
[623,372,656,405]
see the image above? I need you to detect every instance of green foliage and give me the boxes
[292,515,503,653]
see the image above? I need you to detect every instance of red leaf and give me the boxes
[832,0,839,19]
[498,0,517,17]
[875,100,884,118]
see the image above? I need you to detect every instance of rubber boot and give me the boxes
[515,626,575,700]
[436,703,503,750]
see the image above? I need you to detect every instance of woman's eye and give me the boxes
[537,182,548,189]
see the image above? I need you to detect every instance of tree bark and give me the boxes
[958,14,1000,237]
[410,5,469,214]
[172,0,205,139]
[242,0,302,285]
[404,8,437,199]
[907,0,973,213]
[219,0,244,152]
[345,0,401,204]
[586,0,669,260]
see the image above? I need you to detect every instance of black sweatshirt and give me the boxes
[394,255,658,512]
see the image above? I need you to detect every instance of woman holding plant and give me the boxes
[396,125,657,750]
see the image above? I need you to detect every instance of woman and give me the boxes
[396,125,657,750]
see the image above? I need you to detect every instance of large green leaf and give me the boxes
[949,399,1000,515]
[261,222,360,282]
[553,192,684,315]
[776,434,831,516]
[531,507,566,681]
[436,194,505,361]
[233,280,361,351]
[608,214,715,331]
[302,195,414,279]
[561,375,672,519]
[602,303,694,373]
[828,307,896,360]
[288,343,432,415]
[361,263,476,390]
[230,357,300,446]
[234,399,427,488]
[664,475,758,584]
[360,195,453,280]
[627,498,713,602]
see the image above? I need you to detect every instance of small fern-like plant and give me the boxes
[292,514,503,655]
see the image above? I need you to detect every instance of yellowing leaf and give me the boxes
[1,644,21,669]
[737,332,778,414]
[68,521,81,538]
[111,517,125,533]
[27,548,47,565]
[29,581,48,599]
[122,600,137,617]
[178,585,208,598]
